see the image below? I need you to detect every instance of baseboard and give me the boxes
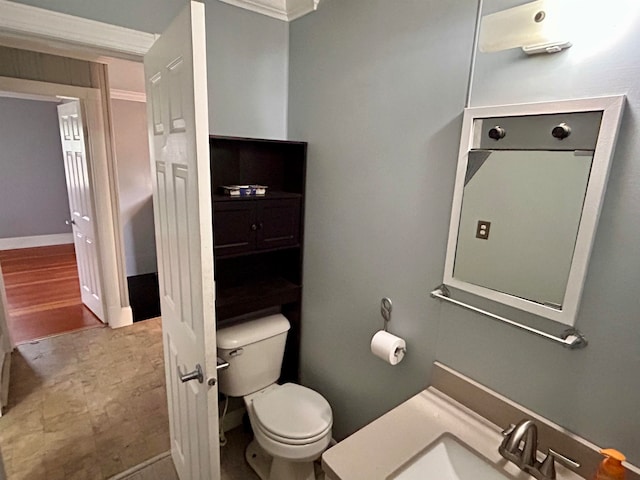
[0,233,73,250]
[127,273,160,322]
[107,305,133,329]
[108,451,171,480]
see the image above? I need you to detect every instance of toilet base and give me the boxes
[246,440,272,480]
[245,439,320,480]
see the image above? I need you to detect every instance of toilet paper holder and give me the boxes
[380,297,406,357]
[380,297,392,331]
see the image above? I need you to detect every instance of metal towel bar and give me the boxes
[430,285,587,349]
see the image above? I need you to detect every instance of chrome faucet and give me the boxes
[499,419,581,480]
[499,419,539,468]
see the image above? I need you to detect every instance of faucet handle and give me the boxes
[502,424,516,437]
[548,449,580,469]
[537,448,581,480]
[538,450,557,479]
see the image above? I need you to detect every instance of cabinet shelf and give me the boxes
[213,191,302,202]
[216,277,302,321]
[214,244,300,261]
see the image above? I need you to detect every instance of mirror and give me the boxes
[443,97,625,326]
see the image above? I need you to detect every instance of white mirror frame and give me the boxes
[444,96,625,326]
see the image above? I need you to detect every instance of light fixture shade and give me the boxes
[479,0,569,53]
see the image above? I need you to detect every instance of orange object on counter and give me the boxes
[594,449,626,480]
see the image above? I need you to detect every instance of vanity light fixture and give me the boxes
[479,0,572,56]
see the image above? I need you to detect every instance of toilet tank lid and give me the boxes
[217,314,290,349]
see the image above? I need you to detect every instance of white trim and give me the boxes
[0,76,133,329]
[0,352,9,416]
[110,89,146,103]
[218,0,321,21]
[0,0,156,57]
[443,95,625,327]
[0,90,60,103]
[0,262,13,418]
[108,451,171,480]
[0,233,73,250]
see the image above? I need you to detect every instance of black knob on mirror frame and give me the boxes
[552,123,571,139]
[488,126,506,140]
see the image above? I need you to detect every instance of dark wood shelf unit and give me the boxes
[210,135,306,383]
[216,278,302,322]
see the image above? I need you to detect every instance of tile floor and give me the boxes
[114,427,259,480]
[0,317,169,479]
[0,315,284,480]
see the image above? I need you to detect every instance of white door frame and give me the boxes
[0,75,132,327]
[0,0,156,60]
[0,1,159,328]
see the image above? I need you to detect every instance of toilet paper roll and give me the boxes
[370,330,406,365]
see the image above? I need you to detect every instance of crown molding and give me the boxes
[0,0,156,58]
[218,0,322,22]
[110,89,147,103]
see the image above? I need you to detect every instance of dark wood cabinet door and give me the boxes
[256,198,300,250]
[213,201,255,256]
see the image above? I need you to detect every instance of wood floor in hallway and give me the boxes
[0,244,103,344]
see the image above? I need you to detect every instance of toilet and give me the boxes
[217,314,333,480]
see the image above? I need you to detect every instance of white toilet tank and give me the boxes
[217,314,290,397]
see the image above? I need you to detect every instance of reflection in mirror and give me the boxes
[454,150,593,308]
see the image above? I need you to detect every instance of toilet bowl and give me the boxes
[247,383,332,459]
[244,383,332,480]
[217,314,333,480]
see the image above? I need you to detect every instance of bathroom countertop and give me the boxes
[322,387,584,480]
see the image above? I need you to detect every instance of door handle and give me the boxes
[65,219,76,226]
[178,363,204,383]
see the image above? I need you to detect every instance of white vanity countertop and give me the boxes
[322,387,583,480]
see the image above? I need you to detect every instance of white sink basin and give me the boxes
[388,434,514,480]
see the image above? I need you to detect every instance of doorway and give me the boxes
[0,92,105,344]
[0,73,133,332]
[1,4,223,479]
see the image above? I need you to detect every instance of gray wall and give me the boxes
[437,0,640,464]
[289,0,478,440]
[111,99,156,276]
[0,97,71,239]
[291,0,640,465]
[206,1,289,139]
[11,0,290,139]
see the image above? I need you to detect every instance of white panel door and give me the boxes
[144,2,219,479]
[57,100,105,322]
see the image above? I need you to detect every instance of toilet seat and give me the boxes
[252,383,333,445]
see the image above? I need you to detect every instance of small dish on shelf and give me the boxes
[221,185,269,197]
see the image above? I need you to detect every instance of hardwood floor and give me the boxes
[0,244,103,345]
